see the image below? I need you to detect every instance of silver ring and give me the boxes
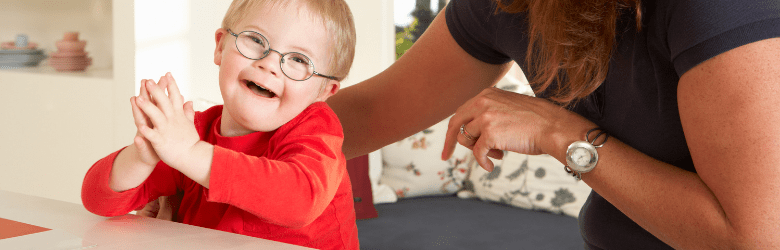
[460,124,478,141]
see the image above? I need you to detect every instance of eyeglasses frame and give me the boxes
[226,29,340,81]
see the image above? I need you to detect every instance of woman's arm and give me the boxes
[579,37,780,249]
[442,38,780,249]
[671,37,780,248]
[587,37,780,249]
[327,6,513,159]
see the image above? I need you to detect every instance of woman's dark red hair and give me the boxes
[496,0,642,106]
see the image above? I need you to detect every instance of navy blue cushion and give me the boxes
[357,196,583,250]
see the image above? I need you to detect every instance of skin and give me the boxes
[108,2,340,193]
[143,5,780,248]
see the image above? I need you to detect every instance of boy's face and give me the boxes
[213,2,339,136]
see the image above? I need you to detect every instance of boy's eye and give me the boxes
[289,55,310,65]
[243,34,265,47]
[249,36,264,46]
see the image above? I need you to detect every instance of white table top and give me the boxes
[0,190,312,250]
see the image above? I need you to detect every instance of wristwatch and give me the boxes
[564,128,608,181]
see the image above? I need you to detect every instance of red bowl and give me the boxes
[55,40,87,52]
[52,64,89,71]
[63,32,80,41]
[50,51,88,58]
[49,55,90,62]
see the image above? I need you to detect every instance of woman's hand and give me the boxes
[441,87,594,172]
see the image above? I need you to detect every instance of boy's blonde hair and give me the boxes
[222,0,356,82]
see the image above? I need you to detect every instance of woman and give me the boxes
[328,0,780,248]
[144,0,780,248]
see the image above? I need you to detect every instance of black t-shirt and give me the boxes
[446,0,780,249]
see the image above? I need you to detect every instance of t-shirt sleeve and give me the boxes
[81,148,182,217]
[445,0,516,64]
[668,0,780,75]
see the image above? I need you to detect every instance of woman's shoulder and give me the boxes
[446,0,528,64]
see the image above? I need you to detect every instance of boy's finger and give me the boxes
[137,124,161,144]
[140,79,150,98]
[145,80,175,117]
[130,96,150,128]
[183,101,195,122]
[140,79,159,106]
[133,135,150,153]
[136,94,166,128]
[135,93,155,127]
[157,75,169,93]
[165,73,185,108]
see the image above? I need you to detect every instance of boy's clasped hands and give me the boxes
[129,73,208,178]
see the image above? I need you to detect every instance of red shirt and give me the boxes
[82,102,359,250]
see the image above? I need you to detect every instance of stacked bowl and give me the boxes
[0,34,46,69]
[49,32,92,71]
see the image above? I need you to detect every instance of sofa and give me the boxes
[345,96,592,249]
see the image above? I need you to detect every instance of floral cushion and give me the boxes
[464,152,592,218]
[380,119,474,198]
[369,151,398,204]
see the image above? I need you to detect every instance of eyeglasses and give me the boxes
[226,29,340,81]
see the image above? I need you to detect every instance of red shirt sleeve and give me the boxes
[206,103,346,228]
[81,148,182,217]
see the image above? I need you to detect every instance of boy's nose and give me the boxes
[252,50,283,78]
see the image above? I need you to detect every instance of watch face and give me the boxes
[566,141,598,173]
[571,148,592,166]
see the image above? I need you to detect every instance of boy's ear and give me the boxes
[214,28,227,66]
[315,80,340,102]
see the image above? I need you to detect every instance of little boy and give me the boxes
[81,0,358,249]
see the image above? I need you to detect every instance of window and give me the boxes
[394,0,530,94]
[395,0,446,59]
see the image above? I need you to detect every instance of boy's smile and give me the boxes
[242,79,277,99]
[213,1,339,137]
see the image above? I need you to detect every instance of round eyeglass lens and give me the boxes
[236,31,268,60]
[281,52,314,81]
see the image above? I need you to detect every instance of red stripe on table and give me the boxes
[0,217,51,240]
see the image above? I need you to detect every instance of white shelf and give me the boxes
[0,65,113,81]
[0,0,114,80]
